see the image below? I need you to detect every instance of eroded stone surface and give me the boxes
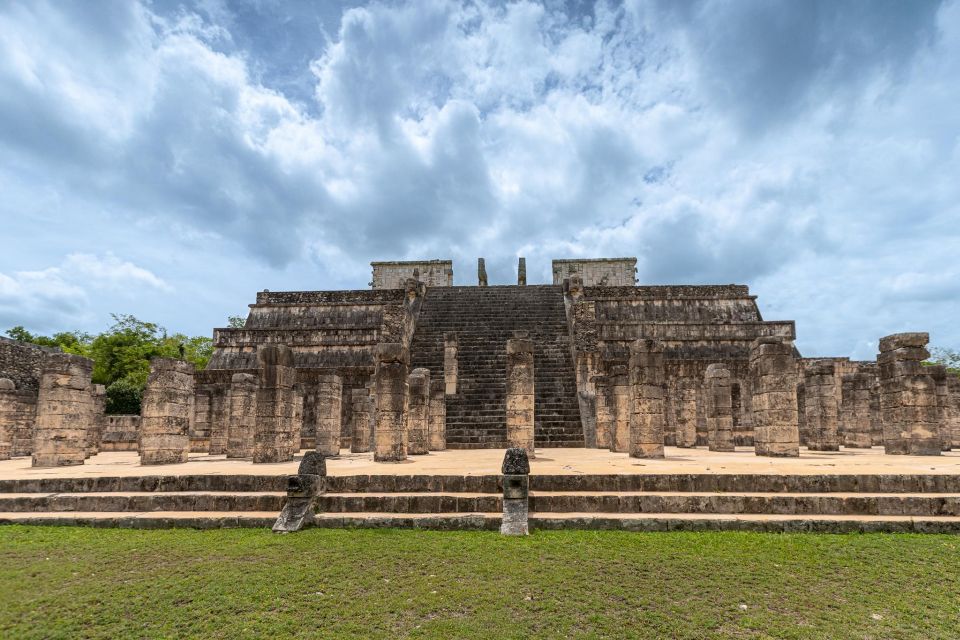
[406,368,430,455]
[705,364,735,453]
[315,374,343,457]
[804,360,839,452]
[31,353,94,467]
[841,373,874,448]
[374,343,408,462]
[628,339,665,459]
[428,378,446,451]
[140,358,194,466]
[227,373,257,458]
[879,333,941,456]
[253,345,299,463]
[505,337,535,456]
[749,338,800,458]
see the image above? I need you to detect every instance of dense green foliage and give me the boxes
[928,347,960,376]
[0,527,958,639]
[5,315,214,414]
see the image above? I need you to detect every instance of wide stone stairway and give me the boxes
[409,285,584,448]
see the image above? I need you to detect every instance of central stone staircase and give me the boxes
[3,472,960,532]
[409,285,583,448]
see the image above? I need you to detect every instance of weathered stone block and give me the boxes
[227,373,257,458]
[428,378,446,451]
[406,368,430,455]
[506,337,535,456]
[32,353,94,467]
[140,358,194,466]
[374,343,408,462]
[314,374,343,457]
[749,338,799,457]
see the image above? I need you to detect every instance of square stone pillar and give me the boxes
[85,384,106,458]
[0,378,14,460]
[517,257,526,286]
[350,388,374,453]
[804,360,839,451]
[208,390,229,456]
[253,345,299,463]
[675,379,699,448]
[191,386,213,453]
[428,378,446,451]
[947,376,960,450]
[591,373,614,449]
[374,343,408,462]
[878,333,940,455]
[608,360,631,453]
[928,365,951,451]
[0,380,36,457]
[506,335,535,456]
[841,372,874,448]
[139,358,194,465]
[315,374,343,457]
[226,373,258,458]
[406,368,430,455]
[628,339,665,459]
[478,257,488,287]
[443,333,458,395]
[749,337,800,457]
[704,364,735,452]
[32,353,94,467]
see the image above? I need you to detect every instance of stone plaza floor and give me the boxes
[2,446,960,480]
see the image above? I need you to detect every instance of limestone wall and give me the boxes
[552,258,637,286]
[0,337,55,393]
[101,415,140,451]
[371,260,453,289]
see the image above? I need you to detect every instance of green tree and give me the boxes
[4,326,92,355]
[227,315,246,328]
[928,347,960,377]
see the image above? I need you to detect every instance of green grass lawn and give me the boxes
[1,526,958,639]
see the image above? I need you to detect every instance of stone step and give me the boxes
[2,511,959,533]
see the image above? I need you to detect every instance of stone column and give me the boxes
[86,384,107,458]
[0,379,36,458]
[591,373,614,449]
[804,360,840,451]
[704,364,735,452]
[500,447,530,536]
[878,333,940,455]
[870,379,883,446]
[675,379,699,448]
[609,360,631,453]
[428,378,446,451]
[506,335,535,456]
[406,368,430,455]
[191,386,212,452]
[946,376,960,450]
[139,358,194,465]
[478,257,488,287]
[928,365,951,451]
[444,333,458,394]
[350,388,373,453]
[517,257,526,286]
[253,344,299,463]
[628,339,666,458]
[749,337,800,457]
[314,374,343,457]
[0,379,13,460]
[841,373,874,448]
[226,373,257,458]
[208,391,229,456]
[31,353,94,467]
[374,343,408,462]
[796,382,807,446]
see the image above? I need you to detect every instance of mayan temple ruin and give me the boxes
[1,257,959,532]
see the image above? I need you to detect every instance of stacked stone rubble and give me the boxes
[628,339,666,458]
[704,364,735,452]
[0,378,36,458]
[591,373,614,449]
[406,368,431,455]
[803,360,839,451]
[428,378,446,450]
[505,335,535,456]
[675,379,698,448]
[315,374,343,456]
[350,388,374,453]
[226,373,257,458]
[31,353,94,467]
[841,373,874,448]
[86,384,106,458]
[253,345,299,463]
[878,333,941,456]
[750,337,800,457]
[928,365,952,451]
[374,343,408,462]
[139,358,194,465]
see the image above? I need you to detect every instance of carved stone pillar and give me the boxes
[253,345,299,463]
[675,379,699,448]
[444,333,458,395]
[139,358,194,466]
[0,379,36,457]
[841,372,874,449]
[804,360,840,451]
[608,360,631,453]
[704,364,735,453]
[428,378,446,451]
[506,335,535,456]
[374,343,408,462]
[517,257,526,286]
[749,337,800,457]
[315,374,343,457]
[628,339,665,459]
[226,373,257,458]
[592,373,614,449]
[929,365,951,451]
[478,258,488,287]
[86,384,106,458]
[878,332,940,455]
[31,353,94,467]
[350,388,374,453]
[406,368,430,455]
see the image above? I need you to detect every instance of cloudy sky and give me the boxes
[1,0,958,359]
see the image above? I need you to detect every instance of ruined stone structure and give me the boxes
[226,373,258,458]
[552,258,637,286]
[406,368,431,455]
[86,384,106,457]
[314,374,343,457]
[31,353,94,467]
[371,260,452,289]
[373,343,408,462]
[675,380,698,448]
[841,373,875,449]
[253,345,299,463]
[139,358,194,465]
[505,335,536,456]
[750,337,800,457]
[878,333,941,456]
[0,378,36,457]
[704,364,735,452]
[591,372,613,449]
[608,358,631,453]
[929,365,952,451]
[803,360,840,452]
[428,378,446,451]
[628,339,666,458]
